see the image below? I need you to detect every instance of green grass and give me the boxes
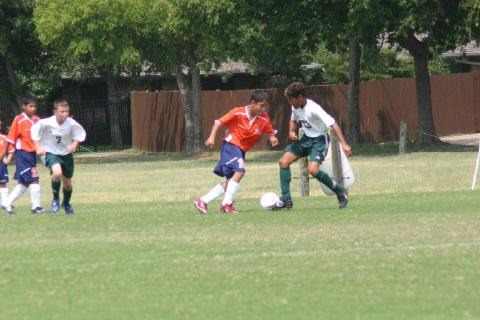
[1,149,479,319]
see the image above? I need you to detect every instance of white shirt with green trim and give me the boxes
[290,98,335,138]
[31,116,86,156]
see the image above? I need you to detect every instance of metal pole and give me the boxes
[472,143,480,190]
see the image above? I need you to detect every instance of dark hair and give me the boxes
[53,98,69,110]
[250,90,269,103]
[21,96,38,106]
[284,82,306,98]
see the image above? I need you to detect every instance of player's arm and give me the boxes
[263,118,279,147]
[3,150,13,165]
[0,141,7,161]
[289,120,298,140]
[204,121,221,148]
[68,140,80,154]
[70,121,86,153]
[31,122,45,156]
[331,123,352,157]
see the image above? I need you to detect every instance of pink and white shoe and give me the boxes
[220,203,238,214]
[194,198,208,214]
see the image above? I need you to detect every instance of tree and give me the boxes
[140,0,253,153]
[34,0,152,146]
[386,0,479,146]
[314,0,393,144]
[0,0,60,113]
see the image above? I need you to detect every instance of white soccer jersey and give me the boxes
[290,99,335,137]
[31,116,86,155]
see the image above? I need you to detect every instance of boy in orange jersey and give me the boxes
[0,121,14,206]
[194,90,279,214]
[1,96,44,215]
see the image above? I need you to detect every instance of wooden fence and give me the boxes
[131,71,480,151]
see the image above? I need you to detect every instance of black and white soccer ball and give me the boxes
[260,192,283,210]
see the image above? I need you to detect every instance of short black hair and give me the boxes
[21,95,38,105]
[250,89,269,103]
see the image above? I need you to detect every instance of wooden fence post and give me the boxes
[298,128,309,197]
[399,120,407,155]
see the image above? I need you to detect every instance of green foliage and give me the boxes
[34,0,157,77]
[309,43,472,85]
[386,0,478,56]
[0,0,60,103]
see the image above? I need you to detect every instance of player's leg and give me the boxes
[278,151,301,208]
[3,150,38,214]
[25,152,44,214]
[309,137,348,209]
[220,171,245,213]
[59,154,75,215]
[194,144,230,214]
[49,163,63,213]
[61,176,74,215]
[0,163,9,207]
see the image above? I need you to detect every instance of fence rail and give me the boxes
[0,98,132,152]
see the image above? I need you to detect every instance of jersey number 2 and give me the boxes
[56,136,62,144]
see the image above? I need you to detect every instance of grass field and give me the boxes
[1,147,479,319]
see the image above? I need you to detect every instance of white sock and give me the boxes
[222,180,240,206]
[29,184,41,209]
[0,187,8,206]
[200,184,225,203]
[4,184,27,208]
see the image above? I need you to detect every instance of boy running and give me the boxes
[278,82,352,209]
[1,96,44,215]
[194,90,279,214]
[31,99,86,215]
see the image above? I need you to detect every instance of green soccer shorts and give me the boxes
[45,153,75,178]
[284,134,329,164]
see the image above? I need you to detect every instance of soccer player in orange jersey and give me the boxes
[194,90,279,214]
[1,96,44,215]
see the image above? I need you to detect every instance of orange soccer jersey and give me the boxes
[217,106,277,152]
[7,113,40,152]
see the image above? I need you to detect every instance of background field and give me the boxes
[1,147,479,319]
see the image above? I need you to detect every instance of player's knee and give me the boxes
[51,171,62,181]
[279,157,290,168]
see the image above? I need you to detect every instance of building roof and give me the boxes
[441,41,480,58]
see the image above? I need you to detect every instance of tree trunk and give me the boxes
[347,40,361,144]
[106,68,123,147]
[4,57,23,113]
[400,31,437,146]
[175,65,196,153]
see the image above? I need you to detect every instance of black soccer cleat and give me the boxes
[31,207,46,214]
[336,189,348,209]
[273,197,293,211]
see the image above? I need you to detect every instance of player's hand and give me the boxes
[269,136,279,147]
[342,143,352,157]
[68,144,77,154]
[36,147,46,157]
[289,130,298,141]
[204,137,215,148]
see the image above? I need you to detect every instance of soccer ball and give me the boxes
[260,192,283,210]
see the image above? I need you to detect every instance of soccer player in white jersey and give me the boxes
[277,82,352,209]
[31,99,86,215]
